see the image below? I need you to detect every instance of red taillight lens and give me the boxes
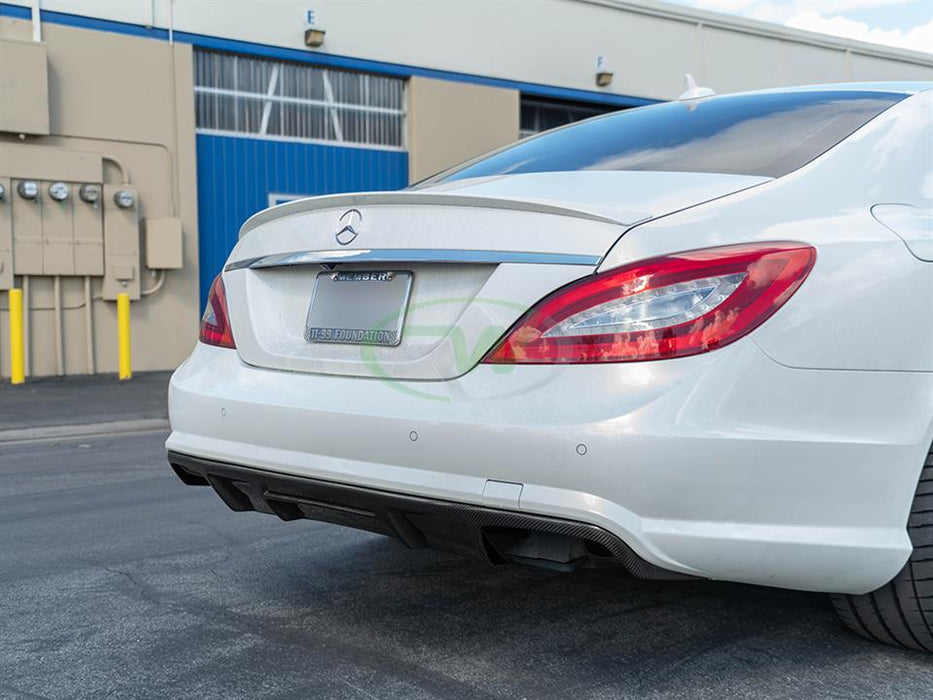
[483,242,815,364]
[199,274,236,349]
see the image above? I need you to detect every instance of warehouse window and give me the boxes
[194,50,405,150]
[520,97,615,138]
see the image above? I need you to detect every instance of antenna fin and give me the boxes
[679,73,715,100]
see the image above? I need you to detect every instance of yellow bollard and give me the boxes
[117,293,132,380]
[8,288,25,385]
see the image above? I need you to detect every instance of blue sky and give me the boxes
[666,1,933,53]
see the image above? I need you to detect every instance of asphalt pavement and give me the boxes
[0,418,931,699]
[0,371,171,433]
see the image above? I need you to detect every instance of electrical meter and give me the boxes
[79,184,101,203]
[113,189,135,209]
[48,182,70,201]
[17,181,38,199]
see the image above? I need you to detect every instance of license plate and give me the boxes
[304,270,413,346]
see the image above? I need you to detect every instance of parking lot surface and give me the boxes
[0,372,171,432]
[1,427,931,699]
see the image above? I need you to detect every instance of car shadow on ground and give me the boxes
[5,434,929,699]
[145,523,928,698]
[4,512,930,699]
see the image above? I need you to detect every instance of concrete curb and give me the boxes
[0,418,170,444]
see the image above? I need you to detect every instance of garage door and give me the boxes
[193,49,408,307]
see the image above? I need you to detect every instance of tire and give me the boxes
[831,446,933,652]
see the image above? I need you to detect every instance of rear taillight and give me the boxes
[483,242,815,364]
[199,274,236,349]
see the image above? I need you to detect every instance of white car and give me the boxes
[168,83,933,652]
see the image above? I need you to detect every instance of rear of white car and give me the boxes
[167,84,933,651]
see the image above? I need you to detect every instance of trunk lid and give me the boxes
[223,171,768,380]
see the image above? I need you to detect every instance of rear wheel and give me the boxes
[831,447,933,652]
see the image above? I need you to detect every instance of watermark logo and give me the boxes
[357,296,562,403]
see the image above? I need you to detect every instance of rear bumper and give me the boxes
[168,451,687,579]
[167,342,933,594]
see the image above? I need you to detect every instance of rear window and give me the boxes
[433,90,905,182]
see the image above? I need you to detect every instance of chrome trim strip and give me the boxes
[225,248,602,271]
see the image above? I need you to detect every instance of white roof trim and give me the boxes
[575,0,933,67]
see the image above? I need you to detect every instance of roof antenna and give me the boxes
[679,73,715,101]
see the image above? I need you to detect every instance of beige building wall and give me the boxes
[407,77,519,184]
[12,1,930,102]
[0,17,200,379]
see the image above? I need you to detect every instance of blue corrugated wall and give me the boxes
[196,133,409,309]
